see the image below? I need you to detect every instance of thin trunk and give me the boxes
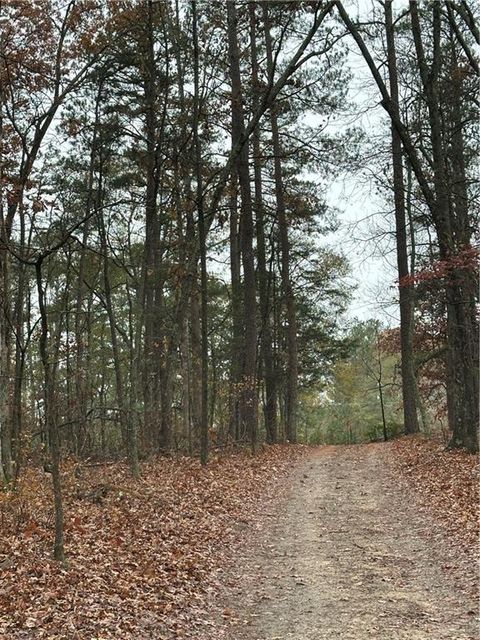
[36,259,64,562]
[264,3,298,443]
[9,204,30,477]
[192,0,209,465]
[189,285,202,449]
[229,180,242,442]
[375,327,388,442]
[142,0,162,449]
[272,269,285,442]
[98,326,107,456]
[228,176,243,442]
[180,316,191,452]
[226,0,258,453]
[250,2,277,444]
[385,0,419,435]
[406,161,429,433]
[98,192,139,478]
[210,344,217,432]
[0,214,12,482]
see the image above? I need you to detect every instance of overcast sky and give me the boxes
[323,0,400,326]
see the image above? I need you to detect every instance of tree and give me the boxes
[192,0,209,465]
[384,0,419,436]
[263,3,299,444]
[320,320,403,445]
[249,2,278,444]
[335,0,479,452]
[0,0,109,481]
[226,0,258,452]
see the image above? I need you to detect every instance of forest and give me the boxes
[0,1,479,638]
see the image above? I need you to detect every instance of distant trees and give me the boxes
[310,321,404,445]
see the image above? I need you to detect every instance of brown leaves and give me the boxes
[386,435,479,552]
[399,245,480,287]
[0,445,306,639]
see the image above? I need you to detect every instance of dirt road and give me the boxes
[223,444,478,640]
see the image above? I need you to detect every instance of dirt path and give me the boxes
[222,444,478,640]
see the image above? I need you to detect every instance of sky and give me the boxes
[325,176,399,325]
[204,0,402,327]
[200,0,402,328]
[322,0,401,326]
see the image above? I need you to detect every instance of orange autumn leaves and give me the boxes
[0,445,306,639]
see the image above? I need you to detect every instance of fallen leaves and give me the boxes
[385,435,479,551]
[0,445,307,639]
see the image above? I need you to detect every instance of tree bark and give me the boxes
[36,259,65,561]
[226,0,258,453]
[228,176,244,442]
[142,0,163,450]
[263,3,298,443]
[250,2,278,444]
[385,0,419,435]
[192,0,209,465]
[410,1,478,451]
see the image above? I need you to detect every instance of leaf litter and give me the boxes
[0,445,307,639]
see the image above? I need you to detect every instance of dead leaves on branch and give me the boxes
[0,445,306,639]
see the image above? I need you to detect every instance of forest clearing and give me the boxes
[1,0,479,638]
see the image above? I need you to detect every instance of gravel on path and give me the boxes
[223,444,478,640]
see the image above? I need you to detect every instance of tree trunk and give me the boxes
[250,2,277,444]
[410,1,479,451]
[263,3,298,443]
[189,283,202,449]
[445,29,479,450]
[98,186,140,478]
[385,0,419,435]
[228,175,243,442]
[0,219,12,482]
[142,0,163,450]
[226,0,258,453]
[192,0,209,465]
[36,259,65,561]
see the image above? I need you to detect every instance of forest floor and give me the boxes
[219,441,479,640]
[0,438,478,639]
